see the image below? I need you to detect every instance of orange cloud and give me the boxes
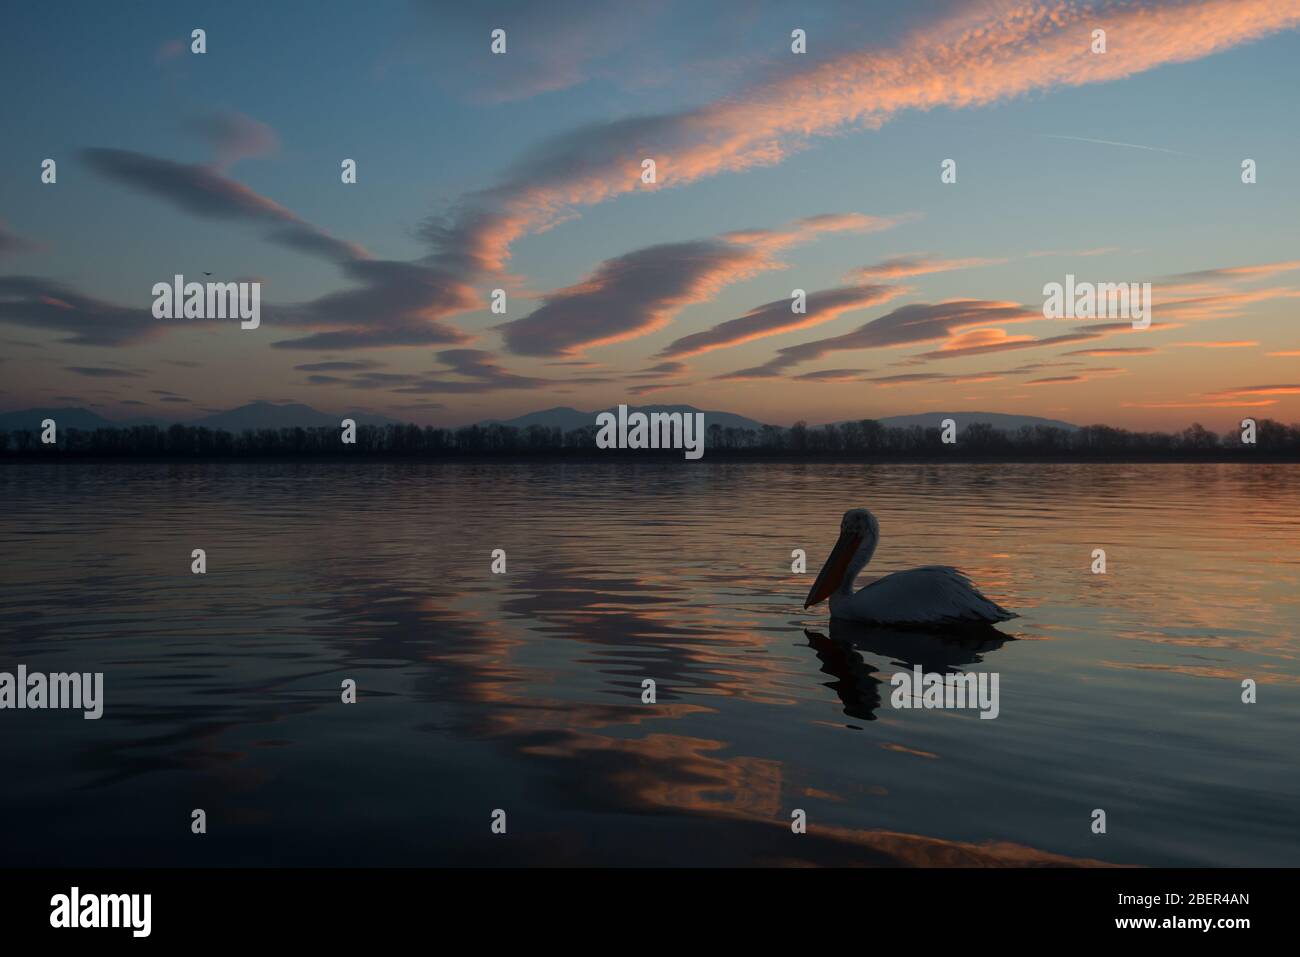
[936,328,1035,353]
[1156,286,1300,322]
[503,213,900,357]
[1173,340,1259,348]
[870,371,1007,388]
[1170,259,1300,282]
[1027,367,1128,386]
[1067,347,1158,356]
[428,0,1300,285]
[917,331,1101,360]
[847,254,1003,281]
[792,368,869,383]
[725,212,912,255]
[1205,384,1300,398]
[720,300,1040,379]
[1124,399,1279,409]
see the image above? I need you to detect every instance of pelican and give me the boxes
[804,508,1016,626]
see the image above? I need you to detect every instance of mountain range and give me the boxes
[480,405,770,432]
[0,401,397,433]
[0,402,1079,434]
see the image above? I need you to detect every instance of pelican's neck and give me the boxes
[837,532,878,596]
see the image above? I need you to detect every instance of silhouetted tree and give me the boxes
[4,417,1298,460]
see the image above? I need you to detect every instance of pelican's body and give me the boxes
[806,509,1016,627]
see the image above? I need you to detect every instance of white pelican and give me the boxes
[804,508,1016,626]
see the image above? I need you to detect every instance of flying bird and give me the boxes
[805,508,1016,627]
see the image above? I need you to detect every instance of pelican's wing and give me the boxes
[854,566,1016,625]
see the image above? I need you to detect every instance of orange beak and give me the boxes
[804,529,861,608]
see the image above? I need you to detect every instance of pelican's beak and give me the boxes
[804,529,861,608]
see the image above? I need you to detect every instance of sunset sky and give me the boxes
[2,0,1298,430]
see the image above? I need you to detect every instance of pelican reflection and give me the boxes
[803,618,1014,722]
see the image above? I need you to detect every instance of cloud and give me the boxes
[659,283,901,359]
[934,328,1037,353]
[409,0,658,103]
[344,372,423,390]
[914,331,1105,360]
[1155,285,1300,322]
[82,147,488,351]
[1026,367,1128,386]
[1173,340,1259,348]
[293,360,386,372]
[501,213,894,358]
[1205,384,1300,398]
[500,239,768,357]
[1026,246,1122,258]
[792,368,869,382]
[867,371,1008,388]
[866,372,951,386]
[1066,346,1158,356]
[1168,260,1300,282]
[797,363,1061,387]
[0,276,160,346]
[1006,360,1086,373]
[1028,375,1087,385]
[183,110,279,168]
[268,259,480,350]
[65,366,143,378]
[83,148,367,266]
[628,381,688,396]
[634,360,687,377]
[319,348,622,396]
[391,349,551,394]
[1123,399,1278,409]
[721,212,911,254]
[0,219,39,257]
[155,38,184,64]
[720,299,1040,378]
[931,372,1007,385]
[847,254,1003,281]
[3,229,465,357]
[419,0,1300,283]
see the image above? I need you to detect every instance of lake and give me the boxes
[1,461,1297,866]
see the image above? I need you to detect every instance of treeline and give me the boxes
[3,418,1299,459]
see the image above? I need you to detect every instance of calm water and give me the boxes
[1,461,1297,867]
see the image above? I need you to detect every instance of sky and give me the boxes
[1,0,1298,430]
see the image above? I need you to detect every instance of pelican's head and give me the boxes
[804,508,880,609]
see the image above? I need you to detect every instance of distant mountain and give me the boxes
[0,404,1081,435]
[0,401,397,432]
[873,412,1079,432]
[484,407,1075,434]
[0,407,116,431]
[481,405,769,432]
[190,401,398,431]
